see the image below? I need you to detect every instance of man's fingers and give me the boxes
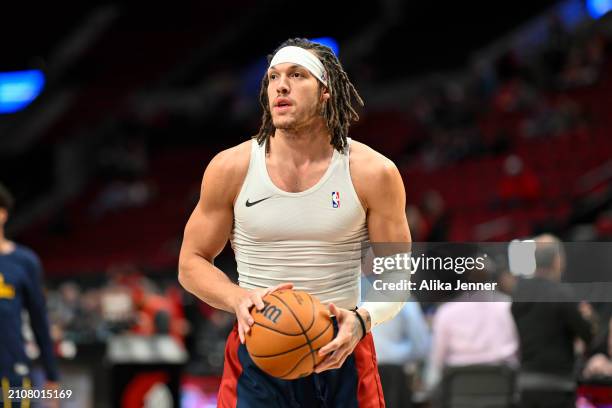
[275,282,294,291]
[237,299,255,326]
[265,282,294,296]
[250,292,266,311]
[328,302,339,317]
[239,309,254,326]
[238,322,246,344]
[315,348,348,373]
[315,354,336,372]
[319,334,345,356]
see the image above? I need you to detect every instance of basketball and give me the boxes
[245,289,334,379]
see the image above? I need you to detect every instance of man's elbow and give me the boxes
[177,256,193,291]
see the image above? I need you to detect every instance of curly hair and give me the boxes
[254,38,364,152]
[0,183,14,213]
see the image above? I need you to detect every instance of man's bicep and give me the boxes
[366,163,411,243]
[182,201,233,261]
[181,160,236,262]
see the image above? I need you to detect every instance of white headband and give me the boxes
[269,46,328,86]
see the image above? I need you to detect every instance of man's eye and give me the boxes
[292,72,302,78]
[269,74,277,80]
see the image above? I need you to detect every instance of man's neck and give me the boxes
[271,121,333,166]
[0,233,14,254]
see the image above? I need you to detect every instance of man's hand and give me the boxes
[583,353,612,378]
[230,282,294,344]
[314,304,370,373]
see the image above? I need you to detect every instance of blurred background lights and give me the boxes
[309,37,339,56]
[0,69,45,114]
[586,0,612,19]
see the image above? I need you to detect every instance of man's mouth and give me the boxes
[274,104,291,112]
[274,98,293,110]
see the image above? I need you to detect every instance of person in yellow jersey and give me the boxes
[0,183,60,408]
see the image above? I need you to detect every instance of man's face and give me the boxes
[0,208,6,229]
[266,62,329,131]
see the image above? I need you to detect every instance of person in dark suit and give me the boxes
[511,234,595,408]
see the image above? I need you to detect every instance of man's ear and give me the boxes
[0,209,7,226]
[320,86,331,102]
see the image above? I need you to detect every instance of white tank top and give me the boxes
[230,138,368,309]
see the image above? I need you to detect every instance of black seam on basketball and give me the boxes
[250,320,333,358]
[269,293,316,368]
[251,321,305,336]
[307,292,315,331]
[253,293,315,335]
[278,348,316,379]
[280,292,316,332]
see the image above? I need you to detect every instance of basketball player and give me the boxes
[179,38,411,407]
[0,183,60,407]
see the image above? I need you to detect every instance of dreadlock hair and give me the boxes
[254,38,364,153]
[0,183,14,213]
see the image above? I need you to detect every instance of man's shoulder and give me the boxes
[349,140,404,208]
[349,140,399,181]
[208,140,252,173]
[204,140,253,186]
[9,243,41,272]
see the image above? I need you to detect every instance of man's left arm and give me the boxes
[316,158,411,372]
[22,253,60,384]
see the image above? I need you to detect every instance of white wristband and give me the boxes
[359,301,406,328]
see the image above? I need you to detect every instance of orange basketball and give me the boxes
[245,289,334,379]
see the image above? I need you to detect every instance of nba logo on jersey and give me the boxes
[331,191,340,208]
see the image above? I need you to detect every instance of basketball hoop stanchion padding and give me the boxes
[107,335,187,407]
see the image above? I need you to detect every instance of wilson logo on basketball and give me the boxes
[257,301,282,323]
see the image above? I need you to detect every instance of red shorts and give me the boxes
[217,322,385,407]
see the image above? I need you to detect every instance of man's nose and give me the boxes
[276,75,290,94]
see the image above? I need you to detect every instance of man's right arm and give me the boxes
[178,145,247,313]
[178,142,292,343]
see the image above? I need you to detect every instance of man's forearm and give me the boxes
[360,301,405,330]
[178,255,246,313]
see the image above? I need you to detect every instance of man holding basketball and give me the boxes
[179,38,410,407]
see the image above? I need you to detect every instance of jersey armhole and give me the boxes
[346,138,367,216]
[232,139,258,209]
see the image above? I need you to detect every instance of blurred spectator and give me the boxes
[559,33,605,89]
[132,283,188,345]
[493,78,539,113]
[424,247,518,395]
[96,134,149,180]
[420,191,449,241]
[0,183,60,397]
[521,97,581,138]
[47,271,191,348]
[89,179,157,219]
[467,59,498,102]
[539,14,572,87]
[49,282,81,329]
[406,205,426,242]
[511,234,596,408]
[425,286,518,394]
[583,316,612,379]
[497,155,541,204]
[372,302,431,408]
[100,281,134,329]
